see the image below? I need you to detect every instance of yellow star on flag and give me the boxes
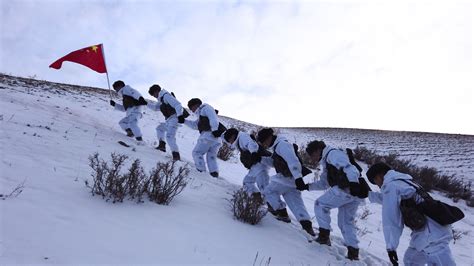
[91,45,99,53]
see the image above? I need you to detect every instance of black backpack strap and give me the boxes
[161,91,178,103]
[396,179,432,200]
[272,140,280,153]
[159,92,167,103]
[346,148,362,173]
[397,179,423,190]
[236,138,242,151]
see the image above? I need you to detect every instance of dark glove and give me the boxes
[212,130,221,138]
[182,109,190,118]
[177,115,185,124]
[302,166,312,177]
[250,152,261,164]
[357,178,371,198]
[138,97,148,106]
[349,182,361,197]
[387,250,398,266]
[257,146,272,157]
[110,100,116,106]
[295,178,309,191]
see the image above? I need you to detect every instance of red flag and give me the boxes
[50,44,107,73]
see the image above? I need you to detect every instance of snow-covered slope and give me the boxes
[1,75,472,265]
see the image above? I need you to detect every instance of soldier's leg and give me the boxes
[403,247,428,266]
[127,112,142,138]
[263,180,286,211]
[206,141,221,173]
[165,116,179,152]
[192,138,211,172]
[242,171,259,195]
[314,188,342,231]
[156,123,166,142]
[337,198,361,248]
[282,188,311,221]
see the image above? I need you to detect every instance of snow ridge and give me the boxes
[1,74,472,265]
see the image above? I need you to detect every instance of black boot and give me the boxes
[135,136,144,145]
[156,140,166,152]
[210,171,219,178]
[315,228,331,246]
[125,128,134,137]
[275,208,291,223]
[267,203,277,216]
[299,220,316,237]
[347,246,359,261]
[172,151,180,161]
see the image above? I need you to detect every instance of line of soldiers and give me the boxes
[109,80,225,175]
[110,81,456,265]
[224,128,367,260]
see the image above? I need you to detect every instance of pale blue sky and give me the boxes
[1,0,472,134]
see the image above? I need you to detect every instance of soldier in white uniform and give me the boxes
[223,128,272,198]
[256,128,316,239]
[304,140,369,261]
[109,80,147,144]
[184,98,225,178]
[148,84,187,160]
[366,162,456,266]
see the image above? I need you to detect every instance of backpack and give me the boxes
[399,179,465,230]
[159,92,189,119]
[122,95,141,110]
[326,148,371,198]
[237,135,271,169]
[197,108,226,135]
[400,195,427,231]
[272,142,312,178]
[159,92,176,118]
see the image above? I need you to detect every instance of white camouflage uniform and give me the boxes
[147,89,184,152]
[263,135,311,221]
[184,103,221,173]
[309,146,363,248]
[113,85,144,138]
[234,131,271,194]
[369,170,455,265]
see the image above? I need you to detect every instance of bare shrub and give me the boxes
[452,228,469,244]
[86,153,128,203]
[86,153,108,197]
[357,207,373,220]
[356,225,371,237]
[229,189,267,225]
[147,161,190,205]
[86,153,189,205]
[414,167,438,190]
[298,143,318,169]
[0,179,26,200]
[354,213,372,237]
[218,142,234,161]
[354,146,473,203]
[123,159,147,203]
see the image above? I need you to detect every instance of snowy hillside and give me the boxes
[1,74,473,265]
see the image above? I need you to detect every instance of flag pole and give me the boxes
[100,43,113,99]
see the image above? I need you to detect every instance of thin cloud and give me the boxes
[0,0,472,134]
